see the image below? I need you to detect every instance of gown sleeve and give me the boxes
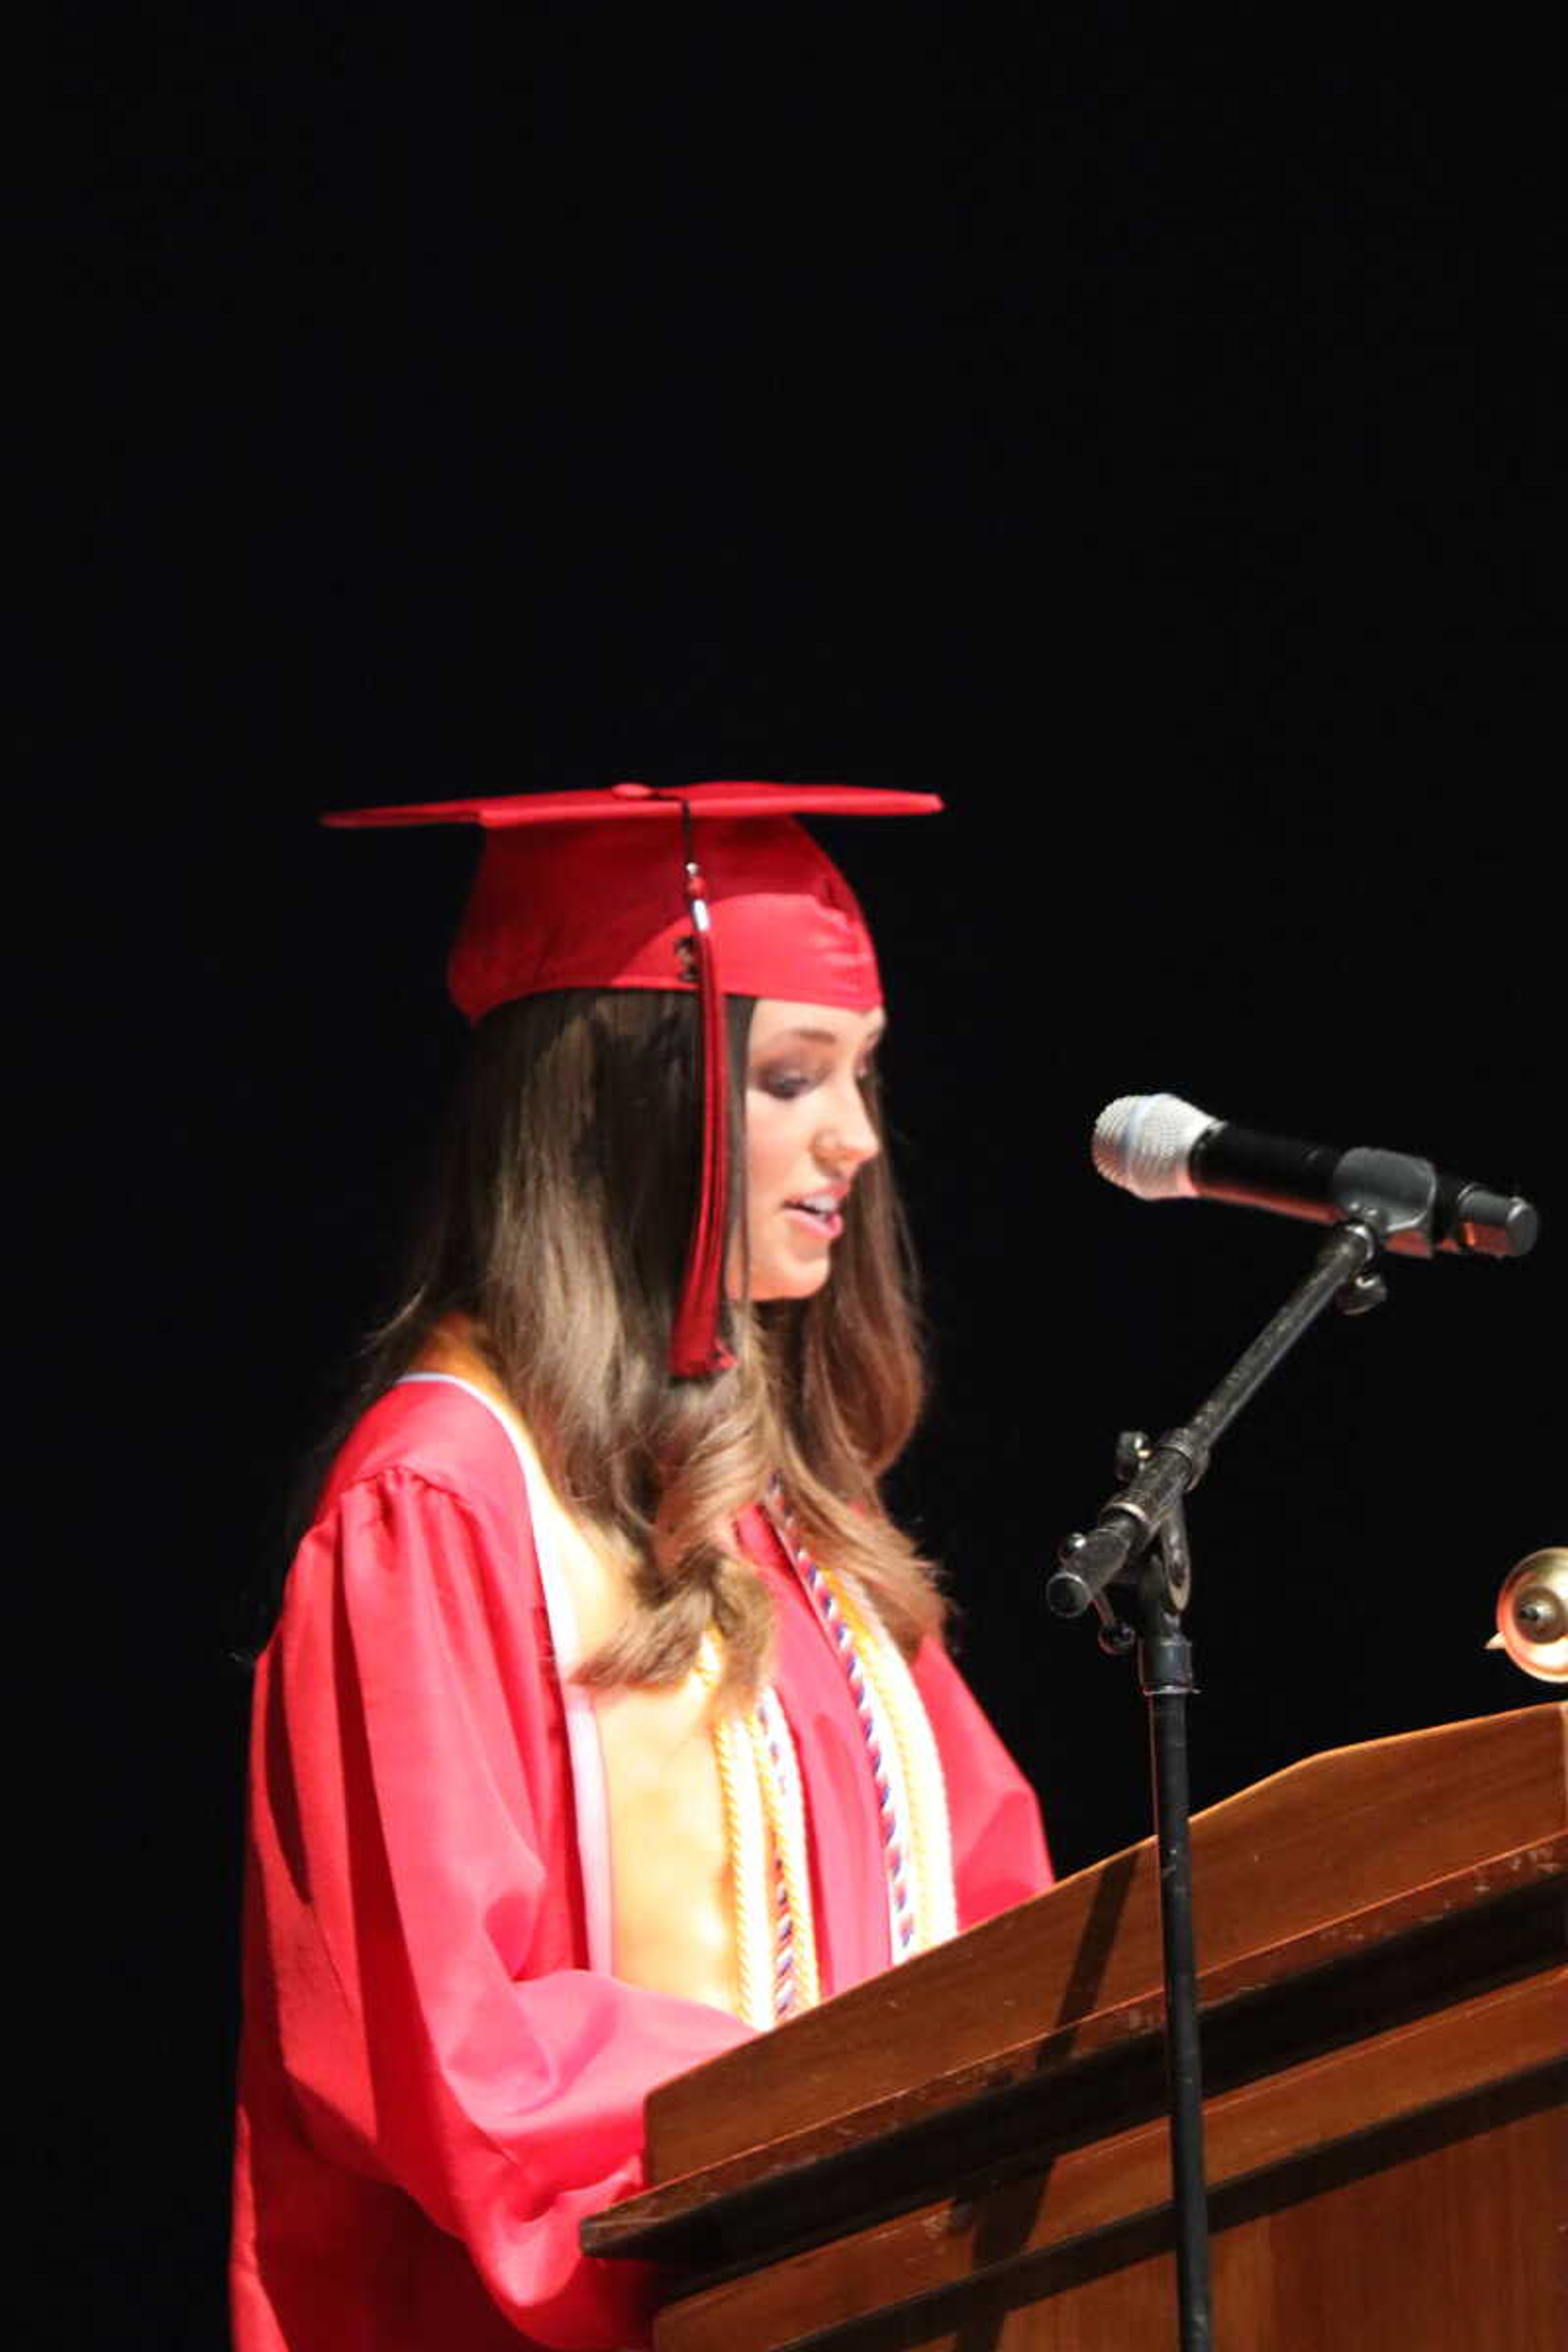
[248,1464,755,2350]
[911,1638,1054,1929]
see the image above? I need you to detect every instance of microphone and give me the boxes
[1093,1094,1539,1261]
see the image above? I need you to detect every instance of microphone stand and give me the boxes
[1047,1157,1433,2352]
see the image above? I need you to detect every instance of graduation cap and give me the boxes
[324,781,942,1376]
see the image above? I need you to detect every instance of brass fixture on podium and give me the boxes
[1490,1547,1568,1683]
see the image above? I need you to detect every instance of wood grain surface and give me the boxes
[602,1708,1567,2349]
[653,1978,1566,2350]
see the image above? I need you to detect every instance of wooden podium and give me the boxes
[584,1705,1567,2349]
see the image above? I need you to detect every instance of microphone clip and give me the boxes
[1079,1429,1196,1664]
[1329,1146,1438,1257]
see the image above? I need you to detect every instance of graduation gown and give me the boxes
[232,1375,1051,2351]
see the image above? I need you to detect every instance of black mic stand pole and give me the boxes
[1047,1156,1433,2352]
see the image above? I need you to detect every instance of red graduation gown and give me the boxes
[232,1378,1051,2351]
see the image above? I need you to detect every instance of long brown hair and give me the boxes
[348,987,942,1698]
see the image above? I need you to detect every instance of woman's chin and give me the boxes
[746,1255,835,1304]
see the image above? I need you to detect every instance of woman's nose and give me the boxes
[815,1085,880,1170]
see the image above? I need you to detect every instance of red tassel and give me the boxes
[669,857,737,1376]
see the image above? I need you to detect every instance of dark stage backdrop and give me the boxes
[39,10,1560,2348]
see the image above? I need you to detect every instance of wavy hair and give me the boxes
[345,988,942,1700]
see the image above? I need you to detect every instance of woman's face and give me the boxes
[742,997,885,1301]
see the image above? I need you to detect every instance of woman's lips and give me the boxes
[784,1193,846,1241]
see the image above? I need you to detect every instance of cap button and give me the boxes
[610,781,654,799]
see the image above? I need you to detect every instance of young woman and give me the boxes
[232,784,1051,2352]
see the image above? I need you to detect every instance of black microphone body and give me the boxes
[1191,1121,1341,1221]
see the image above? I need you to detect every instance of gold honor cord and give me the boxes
[697,1635,822,2030]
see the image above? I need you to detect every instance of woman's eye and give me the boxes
[753,1067,817,1101]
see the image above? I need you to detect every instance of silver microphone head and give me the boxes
[1092,1093,1219,1200]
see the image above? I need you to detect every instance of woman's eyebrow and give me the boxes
[763,1023,884,1049]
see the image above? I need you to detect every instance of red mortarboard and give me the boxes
[324,781,941,1375]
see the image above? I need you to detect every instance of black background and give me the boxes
[39,9,1561,2347]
